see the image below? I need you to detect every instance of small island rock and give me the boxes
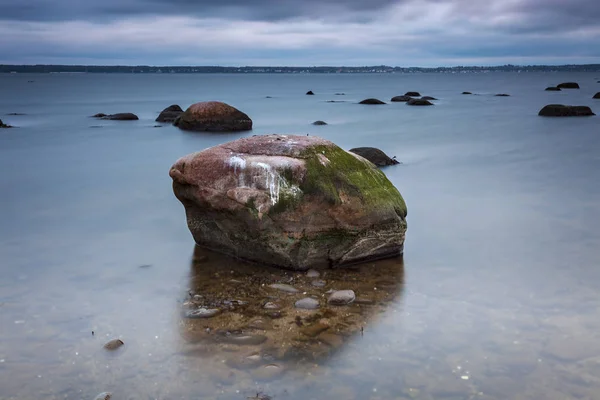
[405,91,420,97]
[593,92,600,99]
[92,113,107,118]
[312,120,327,125]
[349,147,399,167]
[495,94,510,97]
[462,91,473,95]
[306,91,315,95]
[545,87,561,91]
[156,104,183,123]
[390,95,412,102]
[169,134,407,270]
[359,98,386,105]
[538,104,595,117]
[175,101,252,132]
[0,119,12,128]
[557,82,580,89]
[102,113,139,121]
[407,99,433,106]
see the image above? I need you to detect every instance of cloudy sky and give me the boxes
[0,0,599,66]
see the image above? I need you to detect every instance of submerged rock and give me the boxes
[156,104,183,122]
[545,87,561,91]
[390,95,412,102]
[218,333,268,345]
[184,308,221,318]
[405,91,420,97]
[175,101,252,132]
[312,120,327,125]
[311,280,326,287]
[593,92,600,99]
[169,134,407,270]
[359,98,386,105]
[349,147,399,167]
[407,99,433,106]
[538,104,595,117]
[557,82,580,89]
[102,113,139,120]
[103,339,124,350]
[93,392,112,400]
[462,91,473,95]
[421,96,438,100]
[269,284,299,293]
[92,113,107,118]
[0,119,12,128]
[495,94,510,97]
[295,298,320,310]
[306,90,314,95]
[328,290,356,305]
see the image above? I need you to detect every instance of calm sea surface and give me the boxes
[1,72,600,400]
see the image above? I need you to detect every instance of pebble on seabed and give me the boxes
[184,308,221,319]
[268,283,299,293]
[328,290,356,305]
[295,298,320,310]
[93,392,112,400]
[306,269,320,278]
[103,339,124,350]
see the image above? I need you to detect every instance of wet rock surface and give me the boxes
[169,134,407,270]
[538,104,595,117]
[156,104,183,122]
[349,147,400,167]
[359,98,386,104]
[175,101,252,132]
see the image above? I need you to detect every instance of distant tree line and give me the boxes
[1,64,599,74]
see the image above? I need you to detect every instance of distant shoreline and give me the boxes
[2,64,600,74]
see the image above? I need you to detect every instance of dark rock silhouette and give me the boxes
[538,104,595,117]
[495,94,510,97]
[359,98,386,105]
[462,92,473,95]
[312,120,327,125]
[407,99,433,106]
[421,96,438,100]
[405,91,420,97]
[349,147,400,167]
[92,113,107,118]
[306,91,314,95]
[593,92,600,99]
[545,87,561,91]
[156,104,183,123]
[102,113,139,120]
[390,95,412,102]
[0,118,12,128]
[557,82,580,89]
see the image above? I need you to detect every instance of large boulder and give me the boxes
[156,104,183,123]
[390,95,412,102]
[101,113,139,120]
[557,82,580,89]
[349,147,399,167]
[593,92,600,99]
[169,134,407,270]
[359,98,386,105]
[175,101,252,132]
[538,104,595,117]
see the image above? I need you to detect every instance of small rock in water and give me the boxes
[184,308,221,319]
[318,332,344,348]
[300,322,329,337]
[93,392,112,400]
[295,298,320,310]
[312,120,327,126]
[268,283,299,293]
[219,334,267,345]
[311,279,326,288]
[306,90,315,95]
[263,301,281,310]
[247,318,272,330]
[328,290,356,305]
[306,269,320,278]
[252,364,284,381]
[103,339,124,350]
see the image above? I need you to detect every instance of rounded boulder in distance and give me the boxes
[538,104,595,117]
[349,147,400,167]
[407,99,433,106]
[306,90,315,95]
[557,82,580,89]
[359,98,386,105]
[390,95,412,102]
[176,101,252,132]
[545,87,561,91]
[156,104,183,123]
[405,91,420,97]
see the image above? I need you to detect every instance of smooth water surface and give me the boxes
[1,72,600,400]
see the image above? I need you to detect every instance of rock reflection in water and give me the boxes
[177,245,404,384]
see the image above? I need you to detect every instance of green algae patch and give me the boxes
[299,145,407,217]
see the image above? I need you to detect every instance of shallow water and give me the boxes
[1,72,600,399]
